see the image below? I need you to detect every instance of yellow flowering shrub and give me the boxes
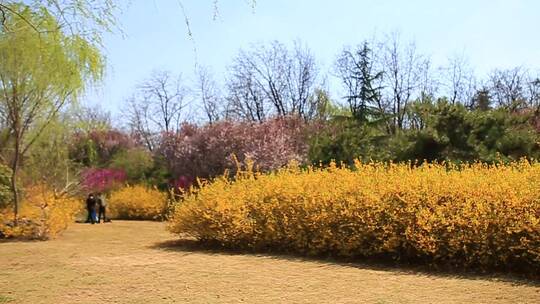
[0,185,81,240]
[108,185,168,220]
[168,160,540,274]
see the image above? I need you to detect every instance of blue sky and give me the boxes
[87,0,540,116]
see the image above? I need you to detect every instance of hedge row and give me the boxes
[168,161,540,274]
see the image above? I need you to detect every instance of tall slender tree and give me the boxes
[335,41,383,122]
[0,4,103,224]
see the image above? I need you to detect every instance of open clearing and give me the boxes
[0,221,539,304]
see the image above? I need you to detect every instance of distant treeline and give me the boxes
[2,33,540,196]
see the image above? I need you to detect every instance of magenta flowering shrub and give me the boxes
[81,168,127,193]
[158,117,309,179]
[172,175,193,191]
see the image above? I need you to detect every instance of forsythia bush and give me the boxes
[0,185,81,240]
[108,185,168,220]
[168,160,540,274]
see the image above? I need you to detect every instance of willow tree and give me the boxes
[0,4,103,224]
[0,1,117,42]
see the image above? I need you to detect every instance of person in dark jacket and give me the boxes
[96,192,109,223]
[85,193,97,224]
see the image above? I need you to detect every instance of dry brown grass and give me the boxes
[0,221,539,304]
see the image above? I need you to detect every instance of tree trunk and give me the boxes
[11,135,20,226]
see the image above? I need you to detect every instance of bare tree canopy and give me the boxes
[377,33,431,132]
[226,51,267,122]
[195,66,222,124]
[225,40,320,121]
[488,67,527,110]
[72,104,112,131]
[439,53,477,106]
[126,70,188,151]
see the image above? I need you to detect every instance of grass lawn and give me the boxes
[0,221,538,303]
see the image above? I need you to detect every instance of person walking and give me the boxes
[85,193,97,224]
[96,192,109,223]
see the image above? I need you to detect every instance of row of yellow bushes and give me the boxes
[168,160,540,273]
[108,185,168,220]
[0,184,168,239]
[0,185,81,239]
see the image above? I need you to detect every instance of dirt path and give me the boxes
[0,221,539,304]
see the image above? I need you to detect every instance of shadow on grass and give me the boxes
[0,239,41,244]
[150,238,540,287]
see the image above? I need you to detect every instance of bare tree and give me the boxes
[525,71,540,112]
[126,96,156,151]
[440,53,477,106]
[226,40,319,121]
[249,41,290,116]
[418,59,438,101]
[138,70,188,133]
[226,58,267,122]
[73,104,112,131]
[488,67,527,110]
[195,66,222,124]
[377,33,429,133]
[125,70,188,151]
[287,41,319,120]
